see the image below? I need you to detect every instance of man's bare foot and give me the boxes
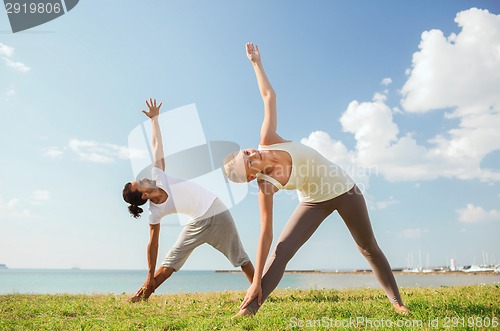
[393,303,409,315]
[127,287,152,303]
[127,294,143,303]
[231,308,254,319]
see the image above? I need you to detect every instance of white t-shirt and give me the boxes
[148,167,217,225]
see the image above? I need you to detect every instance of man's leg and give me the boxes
[240,261,255,284]
[206,210,254,283]
[128,266,175,302]
[129,219,211,303]
[149,266,175,296]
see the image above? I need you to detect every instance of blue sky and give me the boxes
[1,1,499,271]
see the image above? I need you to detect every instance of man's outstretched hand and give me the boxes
[142,98,162,119]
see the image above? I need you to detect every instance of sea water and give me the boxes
[0,269,498,295]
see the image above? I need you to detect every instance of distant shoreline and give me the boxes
[215,269,500,276]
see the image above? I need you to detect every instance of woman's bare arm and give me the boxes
[239,180,278,309]
[246,43,286,146]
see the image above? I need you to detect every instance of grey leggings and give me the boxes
[246,185,403,314]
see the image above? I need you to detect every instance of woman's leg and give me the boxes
[244,201,334,315]
[335,186,405,309]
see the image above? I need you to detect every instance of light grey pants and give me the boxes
[246,185,403,314]
[161,199,250,271]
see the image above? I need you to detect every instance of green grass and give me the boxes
[1,285,499,330]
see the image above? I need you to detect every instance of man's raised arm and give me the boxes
[142,98,165,171]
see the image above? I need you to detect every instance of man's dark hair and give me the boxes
[122,182,147,218]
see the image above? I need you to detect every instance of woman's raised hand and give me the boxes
[246,42,261,63]
[142,98,163,119]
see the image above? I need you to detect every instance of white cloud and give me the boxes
[392,107,403,114]
[0,196,31,220]
[3,57,30,73]
[381,78,392,86]
[401,228,428,239]
[68,139,144,163]
[0,43,14,57]
[44,140,148,163]
[302,8,500,183]
[43,146,64,159]
[374,196,399,210]
[457,203,500,224]
[30,190,50,204]
[400,8,500,180]
[5,89,16,97]
[401,8,500,114]
[341,100,399,150]
[373,92,387,103]
[365,195,399,211]
[0,43,30,73]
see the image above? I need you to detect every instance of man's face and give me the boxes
[130,178,157,192]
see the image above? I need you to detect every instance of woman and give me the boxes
[123,98,254,302]
[223,43,408,316]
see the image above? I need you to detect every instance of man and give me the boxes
[123,98,254,302]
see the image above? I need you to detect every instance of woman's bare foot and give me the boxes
[393,303,409,315]
[231,308,254,318]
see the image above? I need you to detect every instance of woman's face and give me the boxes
[241,149,264,182]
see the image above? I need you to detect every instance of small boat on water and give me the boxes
[462,265,496,273]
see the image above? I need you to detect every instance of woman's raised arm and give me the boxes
[246,43,286,146]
